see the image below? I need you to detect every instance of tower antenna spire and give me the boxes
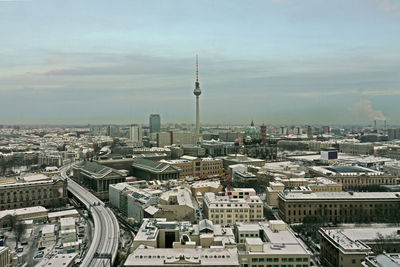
[196,54,199,83]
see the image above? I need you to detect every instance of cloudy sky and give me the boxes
[1,0,399,125]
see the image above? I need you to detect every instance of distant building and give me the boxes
[149,114,161,133]
[152,131,196,147]
[181,145,206,157]
[339,142,374,155]
[161,156,222,178]
[388,128,400,141]
[309,165,398,190]
[38,152,63,167]
[199,140,236,157]
[220,154,265,170]
[129,124,143,146]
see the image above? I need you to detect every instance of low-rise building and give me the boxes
[319,225,400,267]
[109,182,161,223]
[0,206,48,228]
[41,224,56,247]
[131,158,181,180]
[190,180,222,206]
[278,191,400,224]
[363,253,400,267]
[0,247,11,267]
[266,177,342,207]
[124,246,239,266]
[156,187,197,223]
[48,209,79,222]
[0,175,67,211]
[72,161,126,199]
[261,161,306,178]
[236,220,311,267]
[60,217,77,244]
[161,156,222,178]
[132,218,236,250]
[39,253,78,267]
[339,142,374,155]
[220,154,265,170]
[203,192,263,225]
[309,165,398,190]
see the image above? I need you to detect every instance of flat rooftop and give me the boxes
[280,191,400,201]
[124,247,239,266]
[320,225,400,253]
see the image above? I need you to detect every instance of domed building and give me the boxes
[244,120,261,140]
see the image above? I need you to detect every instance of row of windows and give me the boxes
[287,206,397,217]
[1,200,50,210]
[211,209,248,213]
[251,265,308,267]
[252,258,308,262]
[288,203,396,208]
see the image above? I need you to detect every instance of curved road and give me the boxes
[60,164,119,267]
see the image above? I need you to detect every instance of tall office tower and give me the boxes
[149,114,161,133]
[307,125,313,139]
[193,55,201,142]
[130,124,143,146]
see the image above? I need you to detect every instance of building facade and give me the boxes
[161,156,222,178]
[0,177,67,211]
[278,192,400,224]
[149,114,161,133]
[129,124,143,146]
[203,192,263,225]
[131,158,181,180]
[72,161,126,200]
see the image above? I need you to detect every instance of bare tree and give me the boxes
[14,221,26,248]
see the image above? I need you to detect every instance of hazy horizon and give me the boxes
[1,0,400,125]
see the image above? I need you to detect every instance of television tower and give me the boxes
[193,55,201,142]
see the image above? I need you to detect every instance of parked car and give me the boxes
[34,253,43,259]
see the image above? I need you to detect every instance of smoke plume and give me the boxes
[351,99,386,121]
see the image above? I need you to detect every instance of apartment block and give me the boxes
[203,192,263,225]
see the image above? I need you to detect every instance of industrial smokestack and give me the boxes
[384,120,387,129]
[374,120,377,129]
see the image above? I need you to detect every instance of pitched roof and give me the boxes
[132,158,180,173]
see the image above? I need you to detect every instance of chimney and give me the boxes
[384,120,387,129]
[374,120,377,129]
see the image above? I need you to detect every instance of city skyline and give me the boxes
[1,0,400,125]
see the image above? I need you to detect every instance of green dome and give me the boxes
[244,120,261,138]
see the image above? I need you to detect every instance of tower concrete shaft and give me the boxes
[193,55,201,143]
[195,95,200,141]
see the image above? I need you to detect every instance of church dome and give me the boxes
[244,120,261,138]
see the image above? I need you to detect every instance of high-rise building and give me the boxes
[149,114,160,133]
[130,124,143,146]
[193,55,201,143]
